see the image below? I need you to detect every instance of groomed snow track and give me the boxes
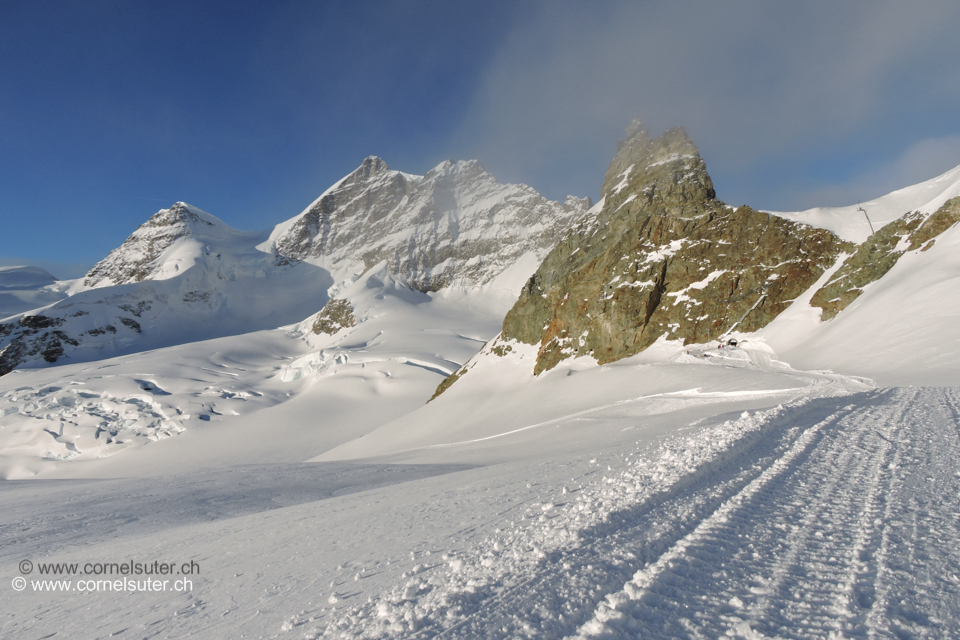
[568,388,960,640]
[321,388,960,639]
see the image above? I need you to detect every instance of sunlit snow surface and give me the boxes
[4,172,960,636]
[767,164,960,243]
[7,262,941,639]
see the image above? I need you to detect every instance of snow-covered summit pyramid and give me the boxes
[267,156,591,291]
[82,202,259,289]
[0,202,332,376]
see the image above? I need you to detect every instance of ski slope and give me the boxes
[5,386,958,639]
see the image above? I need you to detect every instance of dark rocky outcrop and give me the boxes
[0,316,79,375]
[494,123,853,375]
[311,298,356,335]
[811,197,960,320]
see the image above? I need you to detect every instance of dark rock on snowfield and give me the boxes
[497,122,852,375]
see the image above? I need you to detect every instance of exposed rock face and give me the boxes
[497,124,852,375]
[84,203,219,288]
[0,315,78,376]
[811,197,960,320]
[311,299,356,335]
[271,156,591,291]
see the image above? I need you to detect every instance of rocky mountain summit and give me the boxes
[268,156,591,291]
[433,123,960,398]
[491,123,851,375]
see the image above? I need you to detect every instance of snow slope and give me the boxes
[768,163,960,243]
[0,262,525,479]
[754,220,960,386]
[12,382,959,639]
[0,265,67,319]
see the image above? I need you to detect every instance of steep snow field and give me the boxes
[755,221,960,386]
[768,164,960,243]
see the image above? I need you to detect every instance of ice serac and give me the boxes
[271,156,592,291]
[491,122,852,376]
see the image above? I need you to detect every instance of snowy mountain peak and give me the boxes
[602,123,709,203]
[82,202,237,289]
[349,155,393,182]
[272,156,591,291]
[150,201,216,228]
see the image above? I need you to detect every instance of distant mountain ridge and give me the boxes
[4,127,960,383]
[266,155,591,291]
[0,159,589,375]
[0,266,66,320]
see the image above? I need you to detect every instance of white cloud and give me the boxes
[449,1,960,205]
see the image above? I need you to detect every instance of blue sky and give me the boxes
[3,1,960,278]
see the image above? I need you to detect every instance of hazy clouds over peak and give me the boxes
[451,0,960,209]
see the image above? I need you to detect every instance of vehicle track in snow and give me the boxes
[423,395,872,640]
[568,387,960,639]
[306,388,960,639]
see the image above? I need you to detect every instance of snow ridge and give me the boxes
[269,156,591,291]
[769,163,960,243]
